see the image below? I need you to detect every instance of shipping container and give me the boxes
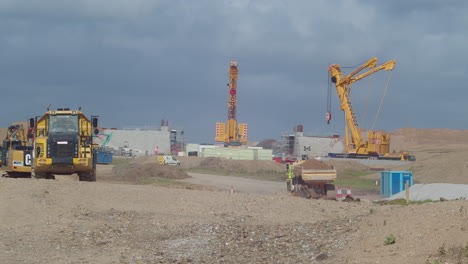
[380,171,413,197]
[96,152,113,164]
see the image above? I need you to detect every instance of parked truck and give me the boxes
[286,159,337,199]
[31,108,99,181]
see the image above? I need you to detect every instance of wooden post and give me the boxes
[405,180,410,204]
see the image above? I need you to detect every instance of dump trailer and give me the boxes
[286,159,337,199]
[31,108,98,181]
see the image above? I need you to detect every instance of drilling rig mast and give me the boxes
[215,61,248,147]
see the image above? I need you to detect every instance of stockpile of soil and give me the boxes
[299,159,334,170]
[198,157,286,173]
[323,160,369,172]
[396,149,468,184]
[391,128,468,150]
[110,162,190,182]
[255,139,277,149]
[176,156,205,169]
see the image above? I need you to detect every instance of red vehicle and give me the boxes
[272,156,296,165]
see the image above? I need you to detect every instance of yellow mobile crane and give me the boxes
[215,61,248,147]
[327,57,415,161]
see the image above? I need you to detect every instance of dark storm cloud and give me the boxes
[0,0,467,143]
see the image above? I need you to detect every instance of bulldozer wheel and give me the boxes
[78,169,96,182]
[300,187,312,199]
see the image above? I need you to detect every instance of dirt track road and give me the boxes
[184,172,285,194]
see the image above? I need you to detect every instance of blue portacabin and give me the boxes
[380,171,413,197]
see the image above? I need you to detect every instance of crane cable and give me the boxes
[361,75,373,128]
[371,70,393,131]
[326,71,332,124]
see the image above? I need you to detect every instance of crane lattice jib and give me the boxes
[328,57,396,154]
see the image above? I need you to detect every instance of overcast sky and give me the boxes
[1,0,467,143]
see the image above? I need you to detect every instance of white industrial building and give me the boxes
[93,125,173,156]
[295,135,344,158]
[278,125,345,159]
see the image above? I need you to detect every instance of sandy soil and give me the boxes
[0,128,467,263]
[0,169,466,264]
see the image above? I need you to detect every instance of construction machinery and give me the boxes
[1,123,33,177]
[119,141,132,157]
[94,132,114,164]
[286,159,337,199]
[31,108,99,181]
[327,57,415,161]
[215,61,248,147]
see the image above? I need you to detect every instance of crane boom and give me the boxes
[328,57,395,155]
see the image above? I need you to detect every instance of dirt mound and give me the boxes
[323,160,369,172]
[110,163,190,182]
[390,128,468,150]
[255,139,277,149]
[176,156,205,169]
[0,121,29,140]
[198,157,285,173]
[395,149,468,184]
[298,159,334,170]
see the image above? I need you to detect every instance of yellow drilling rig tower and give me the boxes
[215,61,248,147]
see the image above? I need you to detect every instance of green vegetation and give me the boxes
[438,244,446,256]
[334,169,379,190]
[383,198,436,206]
[335,178,378,190]
[185,168,284,182]
[141,178,189,186]
[384,234,396,245]
[339,169,375,178]
[426,243,468,264]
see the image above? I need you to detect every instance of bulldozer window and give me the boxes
[49,115,79,133]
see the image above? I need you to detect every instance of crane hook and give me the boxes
[326,111,332,124]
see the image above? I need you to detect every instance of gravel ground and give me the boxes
[1,143,468,264]
[1,173,466,264]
